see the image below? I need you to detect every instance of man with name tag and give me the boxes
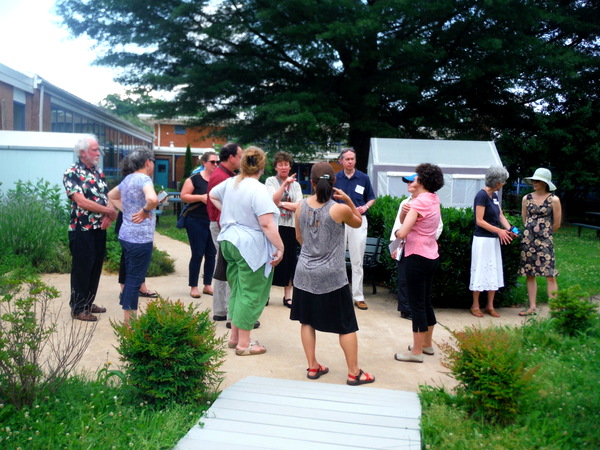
[334,148,376,310]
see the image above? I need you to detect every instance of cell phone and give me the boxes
[157,191,168,202]
[511,226,520,235]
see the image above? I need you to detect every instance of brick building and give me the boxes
[0,62,153,185]
[139,115,227,189]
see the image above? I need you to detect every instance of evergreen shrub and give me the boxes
[113,298,226,406]
[368,195,522,308]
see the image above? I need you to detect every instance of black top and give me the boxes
[187,173,209,220]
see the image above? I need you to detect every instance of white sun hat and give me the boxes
[524,168,556,191]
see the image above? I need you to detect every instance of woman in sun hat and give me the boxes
[518,168,562,316]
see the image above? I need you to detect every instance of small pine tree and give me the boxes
[183,144,193,179]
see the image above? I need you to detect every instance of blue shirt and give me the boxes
[473,189,501,238]
[334,169,375,213]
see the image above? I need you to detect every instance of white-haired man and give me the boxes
[63,134,117,321]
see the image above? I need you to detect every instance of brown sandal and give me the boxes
[470,308,483,317]
[484,308,500,317]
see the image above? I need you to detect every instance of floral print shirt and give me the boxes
[63,160,109,231]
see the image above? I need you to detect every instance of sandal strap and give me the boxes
[307,364,323,374]
[348,369,364,381]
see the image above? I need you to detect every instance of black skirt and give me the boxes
[290,284,359,334]
[272,225,298,287]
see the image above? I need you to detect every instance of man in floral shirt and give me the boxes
[63,134,118,321]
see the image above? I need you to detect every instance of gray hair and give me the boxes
[485,165,509,188]
[74,134,98,157]
[125,148,154,172]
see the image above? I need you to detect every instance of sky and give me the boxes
[0,0,125,105]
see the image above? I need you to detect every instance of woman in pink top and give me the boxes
[392,163,444,363]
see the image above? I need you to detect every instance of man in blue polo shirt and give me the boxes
[335,148,376,310]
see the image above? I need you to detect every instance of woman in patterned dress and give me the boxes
[518,168,562,316]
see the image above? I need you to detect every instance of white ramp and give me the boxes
[176,376,421,449]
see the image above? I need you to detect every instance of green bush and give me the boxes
[368,196,522,308]
[112,297,226,406]
[0,180,70,273]
[549,285,598,336]
[104,230,176,277]
[367,195,403,288]
[440,325,539,425]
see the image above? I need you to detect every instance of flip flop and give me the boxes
[470,308,483,317]
[139,290,158,298]
[346,369,375,386]
[235,340,266,356]
[307,364,329,380]
[484,308,501,317]
[519,308,537,316]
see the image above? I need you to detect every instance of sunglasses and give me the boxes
[207,160,218,165]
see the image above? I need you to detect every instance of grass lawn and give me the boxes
[506,224,600,304]
[421,315,600,448]
[156,211,189,243]
[0,371,206,448]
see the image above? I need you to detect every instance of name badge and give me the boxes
[355,185,365,195]
[493,199,499,205]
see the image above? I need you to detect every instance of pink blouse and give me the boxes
[404,192,441,260]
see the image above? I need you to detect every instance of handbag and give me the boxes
[176,202,201,229]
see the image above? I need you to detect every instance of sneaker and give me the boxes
[408,344,434,355]
[394,352,424,363]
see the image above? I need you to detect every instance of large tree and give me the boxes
[57,0,599,174]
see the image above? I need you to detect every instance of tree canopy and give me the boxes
[58,0,599,192]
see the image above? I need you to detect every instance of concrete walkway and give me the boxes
[42,232,546,392]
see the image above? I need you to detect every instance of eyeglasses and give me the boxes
[208,160,218,165]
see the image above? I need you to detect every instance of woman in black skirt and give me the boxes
[265,151,303,307]
[291,162,375,386]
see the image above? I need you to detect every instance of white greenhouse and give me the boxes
[367,138,503,208]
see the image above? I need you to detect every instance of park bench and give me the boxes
[570,222,600,238]
[345,236,383,294]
